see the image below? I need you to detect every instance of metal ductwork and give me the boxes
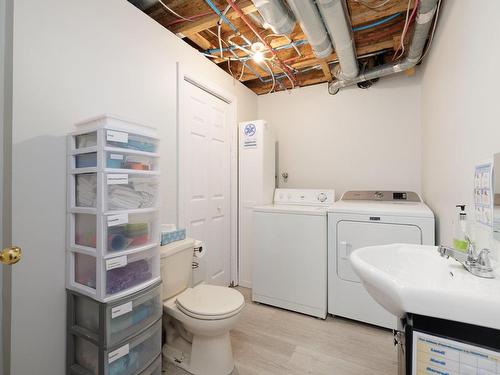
[328,0,438,94]
[286,0,333,59]
[317,0,358,80]
[251,0,296,35]
[128,0,157,11]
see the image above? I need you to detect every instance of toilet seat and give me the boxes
[175,284,245,320]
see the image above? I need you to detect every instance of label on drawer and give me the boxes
[106,256,127,270]
[111,301,133,319]
[107,213,129,227]
[108,344,129,363]
[109,153,124,160]
[107,130,128,144]
[107,174,128,185]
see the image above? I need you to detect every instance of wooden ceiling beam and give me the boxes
[188,32,215,50]
[169,0,257,37]
[319,59,333,82]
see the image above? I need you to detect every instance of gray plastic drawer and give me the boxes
[68,283,162,348]
[70,319,161,375]
[139,355,161,375]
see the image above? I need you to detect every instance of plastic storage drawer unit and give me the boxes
[68,319,162,375]
[105,173,159,211]
[68,247,160,302]
[67,282,162,348]
[106,152,158,172]
[104,212,159,254]
[105,130,158,154]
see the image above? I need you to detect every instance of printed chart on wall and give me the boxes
[242,123,258,149]
[474,163,493,228]
[412,331,500,374]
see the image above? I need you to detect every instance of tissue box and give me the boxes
[160,228,186,246]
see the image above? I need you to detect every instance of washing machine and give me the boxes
[252,188,335,319]
[328,191,435,329]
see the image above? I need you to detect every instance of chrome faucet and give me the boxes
[438,236,495,278]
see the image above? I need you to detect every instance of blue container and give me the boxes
[75,153,97,168]
[160,228,186,246]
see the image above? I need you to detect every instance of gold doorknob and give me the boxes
[0,246,22,265]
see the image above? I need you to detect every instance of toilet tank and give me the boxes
[160,238,195,301]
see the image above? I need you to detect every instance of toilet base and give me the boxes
[162,331,235,375]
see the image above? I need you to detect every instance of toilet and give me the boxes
[160,238,245,375]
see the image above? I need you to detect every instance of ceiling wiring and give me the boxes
[158,0,194,22]
[262,60,276,94]
[393,0,418,60]
[354,0,393,10]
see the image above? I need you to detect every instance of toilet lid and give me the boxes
[176,285,244,318]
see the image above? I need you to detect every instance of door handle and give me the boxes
[0,246,22,265]
[340,241,352,259]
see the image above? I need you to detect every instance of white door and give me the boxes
[179,79,232,287]
[337,220,422,282]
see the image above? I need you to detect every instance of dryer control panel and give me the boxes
[274,189,336,206]
[342,191,421,202]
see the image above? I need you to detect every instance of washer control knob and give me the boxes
[318,192,327,203]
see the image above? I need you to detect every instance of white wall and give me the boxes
[258,76,422,198]
[420,0,500,257]
[10,1,256,374]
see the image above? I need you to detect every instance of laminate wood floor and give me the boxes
[163,287,398,375]
[231,287,397,375]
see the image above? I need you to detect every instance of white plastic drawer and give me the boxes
[74,131,97,149]
[75,173,97,208]
[104,212,159,254]
[73,319,162,375]
[105,129,158,154]
[74,252,97,290]
[106,151,158,172]
[104,248,160,298]
[71,283,162,348]
[105,174,159,211]
[74,213,97,249]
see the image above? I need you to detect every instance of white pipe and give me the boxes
[317,0,358,80]
[328,0,439,94]
[286,0,333,59]
[251,0,296,35]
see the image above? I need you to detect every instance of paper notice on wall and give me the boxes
[412,331,500,375]
[474,163,493,228]
[242,123,258,149]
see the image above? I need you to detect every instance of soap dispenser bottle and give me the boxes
[453,204,468,252]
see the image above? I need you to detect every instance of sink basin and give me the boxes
[350,244,500,330]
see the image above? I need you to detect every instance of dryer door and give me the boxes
[337,220,422,282]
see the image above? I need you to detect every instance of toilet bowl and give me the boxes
[160,239,245,375]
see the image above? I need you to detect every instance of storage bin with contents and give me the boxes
[105,212,158,253]
[105,174,159,211]
[106,130,158,154]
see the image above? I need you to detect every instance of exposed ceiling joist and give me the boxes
[170,0,257,37]
[134,0,433,95]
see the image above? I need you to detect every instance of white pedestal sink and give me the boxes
[350,244,500,330]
